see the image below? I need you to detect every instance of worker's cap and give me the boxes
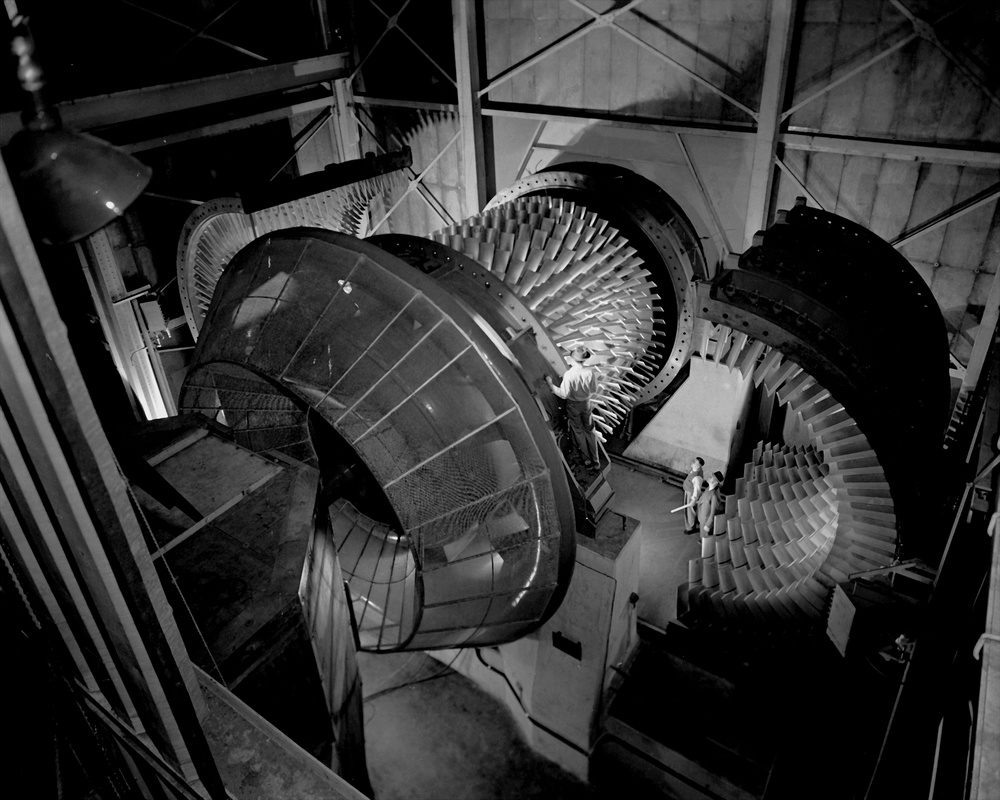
[712,471,724,483]
[570,346,592,362]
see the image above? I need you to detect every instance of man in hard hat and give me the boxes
[546,346,600,469]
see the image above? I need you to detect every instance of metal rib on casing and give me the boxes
[179,229,576,651]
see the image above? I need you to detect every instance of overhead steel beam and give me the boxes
[527,141,690,171]
[0,54,350,146]
[780,132,1000,168]
[120,92,337,154]
[352,94,458,113]
[482,101,755,139]
[479,104,998,169]
[743,0,798,249]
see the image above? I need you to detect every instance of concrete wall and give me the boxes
[493,118,737,270]
[482,0,1000,368]
[624,357,753,477]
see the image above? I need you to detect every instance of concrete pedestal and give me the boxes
[436,512,641,779]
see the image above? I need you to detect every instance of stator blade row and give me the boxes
[430,196,667,435]
[251,174,403,238]
[178,172,406,340]
[679,326,899,633]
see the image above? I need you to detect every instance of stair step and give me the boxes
[838,489,894,507]
[736,339,768,379]
[839,502,896,523]
[819,429,869,449]
[824,441,875,459]
[826,465,887,482]
[807,407,853,434]
[753,349,785,387]
[775,369,813,405]
[840,528,897,553]
[800,395,841,423]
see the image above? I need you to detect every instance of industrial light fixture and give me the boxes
[2,14,151,244]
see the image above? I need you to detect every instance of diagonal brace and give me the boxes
[478,0,646,98]
[366,0,457,88]
[368,127,463,233]
[891,183,1000,249]
[353,110,456,227]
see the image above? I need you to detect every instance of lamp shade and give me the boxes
[3,126,152,244]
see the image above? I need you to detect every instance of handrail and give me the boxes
[865,345,997,799]
[969,451,1000,797]
[936,339,997,581]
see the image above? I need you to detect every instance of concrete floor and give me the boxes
[605,463,695,629]
[357,463,690,800]
[359,650,605,800]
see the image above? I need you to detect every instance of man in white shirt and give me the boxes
[697,471,725,535]
[546,346,600,468]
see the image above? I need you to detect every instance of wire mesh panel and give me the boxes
[329,498,418,650]
[180,229,575,650]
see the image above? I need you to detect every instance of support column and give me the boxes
[453,0,495,216]
[0,156,226,797]
[743,0,798,249]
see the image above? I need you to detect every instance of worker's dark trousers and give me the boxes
[566,399,599,463]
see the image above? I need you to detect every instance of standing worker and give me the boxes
[683,457,705,534]
[697,471,725,536]
[546,346,600,469]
